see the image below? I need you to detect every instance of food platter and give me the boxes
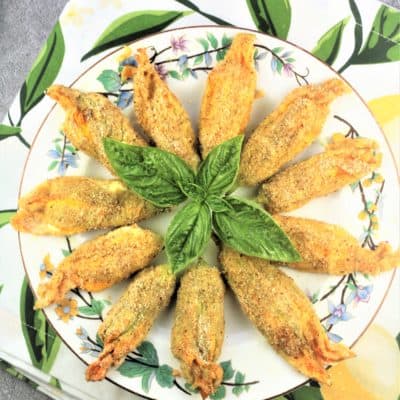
[17,26,399,400]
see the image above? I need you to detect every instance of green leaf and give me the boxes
[216,49,226,61]
[182,68,191,79]
[166,202,212,274]
[0,210,16,228]
[168,70,181,80]
[20,278,61,373]
[174,0,232,26]
[0,284,3,295]
[117,361,154,377]
[142,368,154,392]
[61,249,71,257]
[206,196,232,213]
[96,333,103,347]
[220,360,235,380]
[312,17,350,65]
[349,0,363,57]
[20,22,64,119]
[0,124,22,140]
[210,385,226,400]
[396,332,400,350]
[180,182,206,201]
[81,10,191,61]
[197,136,244,197]
[290,386,323,400]
[235,371,245,384]
[197,37,210,51]
[185,383,200,393]
[49,376,62,390]
[103,138,195,207]
[222,34,232,47]
[213,197,301,262]
[353,5,400,64]
[193,54,204,65]
[97,70,121,92]
[48,160,58,171]
[78,306,98,316]
[137,341,159,366]
[155,364,174,388]
[246,0,291,39]
[276,58,283,73]
[207,32,218,49]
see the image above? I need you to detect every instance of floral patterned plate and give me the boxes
[18,26,399,400]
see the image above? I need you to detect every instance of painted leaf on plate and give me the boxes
[246,0,291,39]
[312,17,350,65]
[0,210,16,228]
[0,124,22,140]
[20,278,61,373]
[81,10,192,61]
[20,22,65,120]
[353,5,400,64]
[289,386,323,400]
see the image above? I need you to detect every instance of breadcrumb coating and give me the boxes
[47,85,146,173]
[258,137,382,212]
[220,247,354,384]
[11,177,159,236]
[34,225,162,309]
[199,33,257,157]
[133,49,199,168]
[273,215,400,274]
[86,265,175,381]
[171,264,225,398]
[239,78,350,185]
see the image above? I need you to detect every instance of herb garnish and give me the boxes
[104,136,300,273]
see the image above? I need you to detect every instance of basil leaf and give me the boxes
[179,182,206,201]
[205,195,233,213]
[103,138,195,207]
[197,136,244,197]
[213,197,300,262]
[166,202,212,273]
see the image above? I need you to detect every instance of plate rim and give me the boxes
[16,24,399,400]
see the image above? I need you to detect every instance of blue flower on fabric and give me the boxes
[327,302,352,325]
[48,148,79,175]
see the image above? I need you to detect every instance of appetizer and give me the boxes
[34,225,162,309]
[47,85,147,173]
[171,264,225,398]
[258,137,382,212]
[86,265,175,381]
[199,33,257,157]
[133,49,199,168]
[273,215,400,275]
[11,176,159,236]
[220,247,354,383]
[239,78,350,185]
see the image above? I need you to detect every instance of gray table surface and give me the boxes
[0,0,398,399]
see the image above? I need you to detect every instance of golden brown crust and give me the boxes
[171,264,225,398]
[219,247,354,384]
[273,215,400,274]
[239,78,350,185]
[86,265,176,381]
[34,225,162,309]
[47,85,146,173]
[11,177,159,236]
[199,33,257,157]
[258,137,382,213]
[134,49,199,168]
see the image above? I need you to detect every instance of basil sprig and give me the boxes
[103,138,195,207]
[104,135,300,273]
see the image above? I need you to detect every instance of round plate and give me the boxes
[18,26,399,400]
